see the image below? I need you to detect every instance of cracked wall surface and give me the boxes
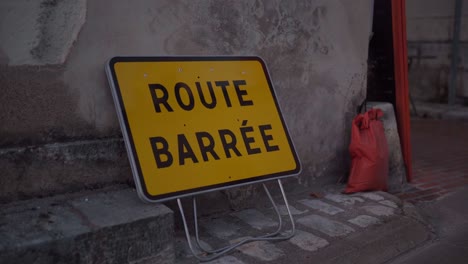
[0,0,373,202]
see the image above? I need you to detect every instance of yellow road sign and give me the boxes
[106,57,300,202]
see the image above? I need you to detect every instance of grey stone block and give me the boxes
[0,188,174,264]
[288,229,329,252]
[325,194,364,206]
[357,192,384,201]
[379,200,398,208]
[361,205,396,217]
[297,214,355,237]
[299,199,345,215]
[367,102,407,193]
[0,138,131,203]
[230,238,284,261]
[201,219,241,239]
[277,204,308,216]
[231,209,277,230]
[348,215,381,228]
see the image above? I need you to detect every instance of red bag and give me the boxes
[344,108,389,194]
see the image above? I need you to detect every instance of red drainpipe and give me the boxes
[391,0,413,182]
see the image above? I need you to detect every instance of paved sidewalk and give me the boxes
[175,186,431,264]
[389,186,468,264]
[397,118,468,203]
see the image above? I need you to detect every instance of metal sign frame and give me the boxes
[178,179,295,262]
[105,56,301,203]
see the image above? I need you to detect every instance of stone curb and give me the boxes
[0,188,174,264]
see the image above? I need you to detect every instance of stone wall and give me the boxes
[0,0,373,203]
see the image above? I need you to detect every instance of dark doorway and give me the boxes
[367,0,396,107]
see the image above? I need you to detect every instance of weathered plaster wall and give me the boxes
[407,0,468,101]
[0,0,87,65]
[0,0,373,202]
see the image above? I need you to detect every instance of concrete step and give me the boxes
[0,186,174,264]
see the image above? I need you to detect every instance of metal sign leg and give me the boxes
[177,179,296,262]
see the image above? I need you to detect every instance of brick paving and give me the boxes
[397,119,468,203]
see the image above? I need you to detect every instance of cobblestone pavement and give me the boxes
[175,187,429,264]
[397,119,468,203]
